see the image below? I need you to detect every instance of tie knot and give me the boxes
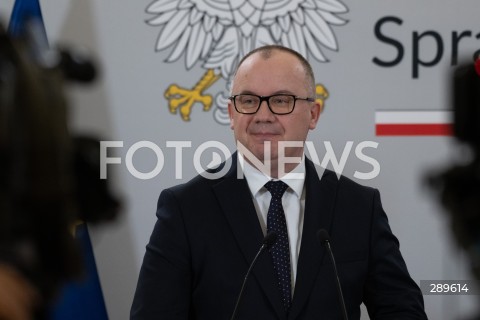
[264,180,288,199]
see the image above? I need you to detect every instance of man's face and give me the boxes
[228,50,321,165]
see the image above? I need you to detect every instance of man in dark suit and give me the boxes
[131,45,427,319]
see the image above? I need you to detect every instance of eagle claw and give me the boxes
[165,84,213,121]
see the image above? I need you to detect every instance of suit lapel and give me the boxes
[212,154,286,319]
[288,160,338,319]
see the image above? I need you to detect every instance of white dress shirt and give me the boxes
[238,152,306,294]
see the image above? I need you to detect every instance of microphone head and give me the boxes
[316,229,330,246]
[263,231,277,247]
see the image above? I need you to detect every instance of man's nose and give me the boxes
[254,100,276,120]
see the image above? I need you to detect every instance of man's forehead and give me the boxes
[237,51,301,75]
[245,49,296,64]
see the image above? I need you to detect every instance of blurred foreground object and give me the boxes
[429,55,480,281]
[0,17,120,319]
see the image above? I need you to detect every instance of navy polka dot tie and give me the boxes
[265,180,291,312]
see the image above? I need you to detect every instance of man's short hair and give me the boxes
[234,45,316,96]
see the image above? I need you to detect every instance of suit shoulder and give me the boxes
[306,157,377,195]
[163,158,233,197]
[321,168,378,197]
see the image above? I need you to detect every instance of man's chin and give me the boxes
[247,149,278,164]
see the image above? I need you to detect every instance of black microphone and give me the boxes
[230,231,277,320]
[59,48,97,83]
[316,229,349,320]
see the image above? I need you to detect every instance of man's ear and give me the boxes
[309,101,321,130]
[228,103,235,130]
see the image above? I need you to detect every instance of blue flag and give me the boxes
[49,224,109,320]
[8,0,48,43]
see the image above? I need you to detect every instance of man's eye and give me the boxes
[240,96,257,105]
[272,96,289,104]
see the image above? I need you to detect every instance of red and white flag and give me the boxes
[375,111,453,136]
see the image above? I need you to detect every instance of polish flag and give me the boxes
[375,111,453,136]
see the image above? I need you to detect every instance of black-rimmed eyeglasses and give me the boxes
[229,94,315,115]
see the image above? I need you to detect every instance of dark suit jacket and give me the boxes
[131,154,427,319]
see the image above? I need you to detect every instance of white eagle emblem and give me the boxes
[146,0,348,124]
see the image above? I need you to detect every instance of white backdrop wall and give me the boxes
[1,1,479,319]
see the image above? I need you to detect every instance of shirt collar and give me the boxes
[238,152,306,198]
